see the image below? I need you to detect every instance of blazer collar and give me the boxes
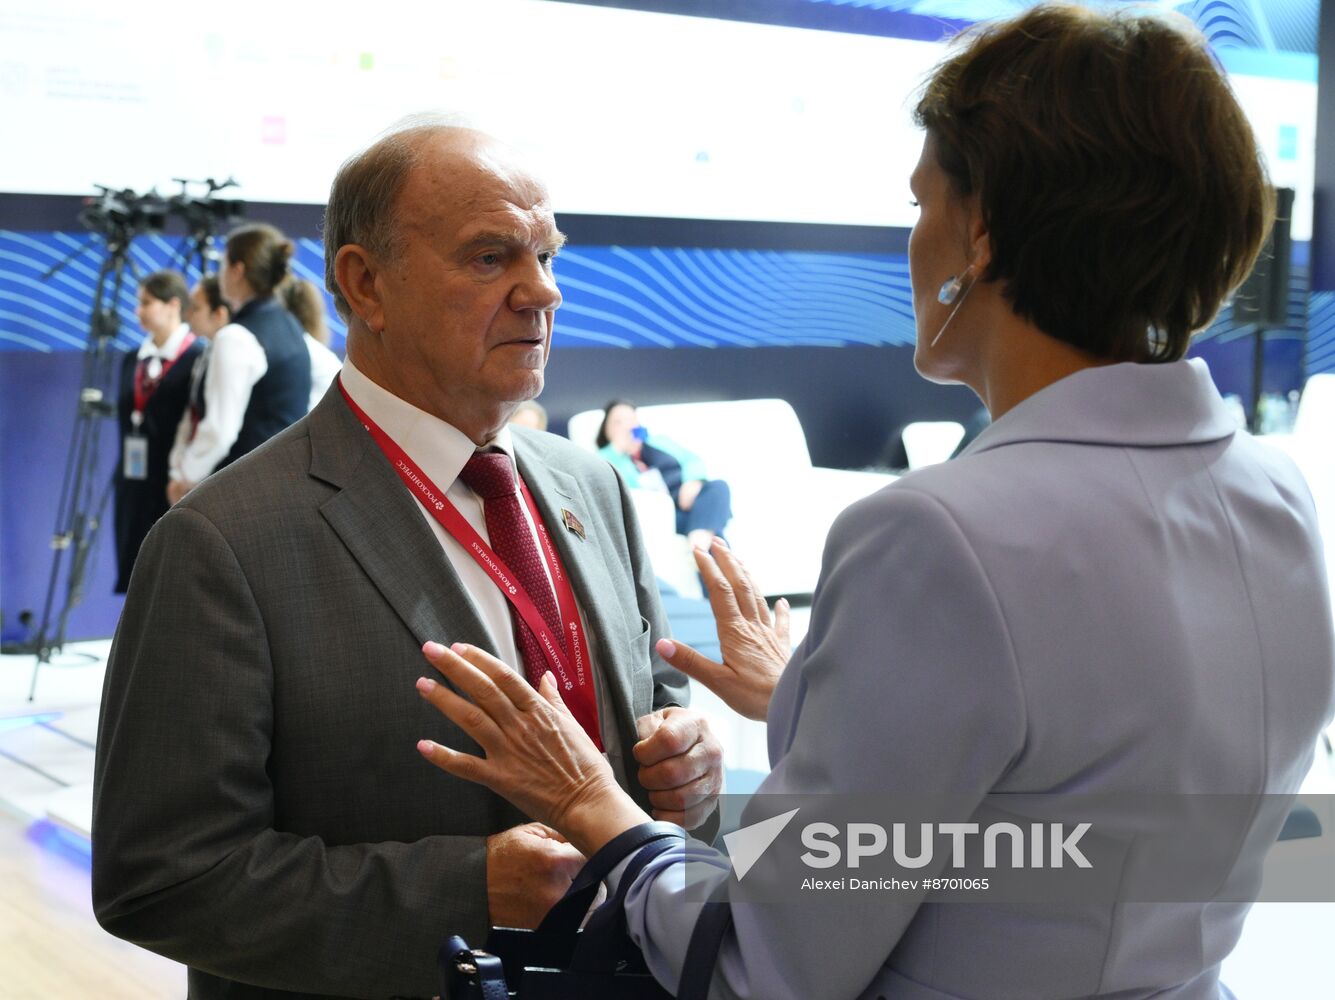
[306,387,495,653]
[961,358,1237,458]
[304,394,643,720]
[512,437,621,636]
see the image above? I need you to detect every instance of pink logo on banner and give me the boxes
[261,116,287,145]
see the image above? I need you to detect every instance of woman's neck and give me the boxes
[971,314,1111,421]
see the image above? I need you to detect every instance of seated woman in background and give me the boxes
[280,277,343,411]
[114,269,205,591]
[167,223,310,503]
[596,399,731,550]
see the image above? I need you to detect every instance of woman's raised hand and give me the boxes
[657,538,791,721]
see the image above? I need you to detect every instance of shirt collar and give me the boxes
[340,357,517,491]
[960,358,1239,458]
[137,323,192,361]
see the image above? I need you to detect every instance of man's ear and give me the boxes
[334,244,386,334]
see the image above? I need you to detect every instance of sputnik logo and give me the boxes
[722,808,800,881]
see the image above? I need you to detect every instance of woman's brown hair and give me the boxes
[198,274,229,315]
[139,269,188,310]
[280,278,331,345]
[914,3,1274,362]
[225,222,296,299]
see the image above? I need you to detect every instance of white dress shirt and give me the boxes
[304,333,343,412]
[136,322,194,381]
[338,359,624,763]
[168,322,268,484]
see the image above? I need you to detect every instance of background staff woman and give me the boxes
[113,269,204,591]
[167,223,310,502]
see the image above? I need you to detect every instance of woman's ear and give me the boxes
[334,244,386,334]
[966,202,993,276]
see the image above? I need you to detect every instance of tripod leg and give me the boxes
[28,243,128,701]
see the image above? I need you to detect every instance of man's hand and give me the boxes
[166,479,193,505]
[485,822,586,929]
[633,707,723,830]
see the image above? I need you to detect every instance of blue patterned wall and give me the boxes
[0,232,913,353]
[0,233,344,355]
[553,247,914,349]
[2,229,1320,387]
[1306,291,1335,374]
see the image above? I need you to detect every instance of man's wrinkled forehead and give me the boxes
[400,130,557,237]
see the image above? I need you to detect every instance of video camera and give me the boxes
[78,176,246,241]
[169,176,246,234]
[78,186,169,238]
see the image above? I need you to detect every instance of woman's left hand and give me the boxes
[416,641,651,857]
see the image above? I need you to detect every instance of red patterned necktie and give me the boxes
[458,450,567,686]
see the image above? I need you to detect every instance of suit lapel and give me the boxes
[309,392,496,655]
[514,445,639,732]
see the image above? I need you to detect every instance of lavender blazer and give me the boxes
[621,359,1335,999]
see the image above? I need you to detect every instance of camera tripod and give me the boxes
[18,181,245,699]
[23,225,138,699]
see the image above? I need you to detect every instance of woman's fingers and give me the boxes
[538,670,566,711]
[422,641,543,735]
[656,637,726,689]
[711,538,770,626]
[417,738,492,786]
[416,642,642,855]
[691,545,737,619]
[696,539,776,632]
[415,674,504,748]
[438,641,540,710]
[774,597,791,647]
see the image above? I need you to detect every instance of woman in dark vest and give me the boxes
[167,223,311,501]
[114,269,205,592]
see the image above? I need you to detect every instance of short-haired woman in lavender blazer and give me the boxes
[413,5,1335,997]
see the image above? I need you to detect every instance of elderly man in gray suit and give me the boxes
[92,120,722,999]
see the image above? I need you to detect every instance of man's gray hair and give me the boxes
[321,113,470,321]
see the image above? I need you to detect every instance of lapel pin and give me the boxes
[561,508,586,540]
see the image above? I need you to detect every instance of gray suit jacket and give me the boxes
[92,385,692,999]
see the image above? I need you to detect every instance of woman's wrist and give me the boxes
[563,780,654,858]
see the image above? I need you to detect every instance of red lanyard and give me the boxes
[133,332,197,416]
[338,378,602,748]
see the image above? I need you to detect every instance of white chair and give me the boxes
[901,420,966,470]
[567,399,896,597]
[1292,373,1335,442]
